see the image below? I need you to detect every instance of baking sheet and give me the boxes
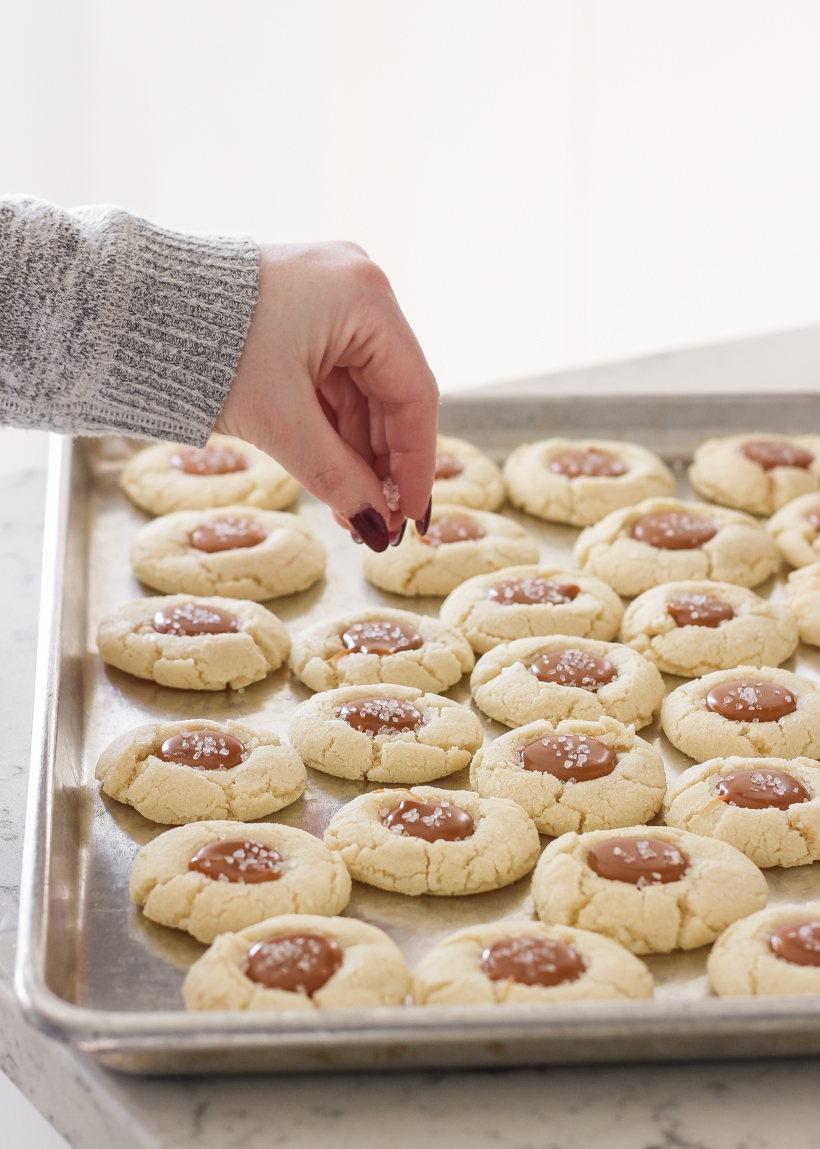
[16,389,820,1073]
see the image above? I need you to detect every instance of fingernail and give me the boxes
[350,531,363,545]
[415,497,432,537]
[389,520,407,547]
[347,504,390,553]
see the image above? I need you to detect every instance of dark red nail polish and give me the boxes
[389,520,407,547]
[415,497,432,537]
[347,505,390,552]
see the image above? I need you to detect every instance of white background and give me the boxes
[4,1,820,395]
[3,3,820,1145]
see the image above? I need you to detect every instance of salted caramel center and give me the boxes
[189,839,284,883]
[549,449,628,479]
[529,648,617,692]
[481,935,586,987]
[705,679,797,723]
[157,728,248,770]
[170,445,248,475]
[338,697,423,735]
[340,620,423,656]
[631,511,717,550]
[587,837,689,886]
[739,440,814,471]
[520,734,617,782]
[382,797,475,842]
[667,594,735,628]
[770,920,820,967]
[152,602,238,636]
[425,517,486,547]
[190,516,267,553]
[435,453,465,480]
[245,933,343,994]
[713,768,810,810]
[487,577,580,607]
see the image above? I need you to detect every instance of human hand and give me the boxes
[216,242,439,551]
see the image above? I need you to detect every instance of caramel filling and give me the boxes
[482,935,586,987]
[170,446,248,474]
[157,729,248,770]
[189,839,284,883]
[245,934,343,994]
[529,648,617,692]
[667,594,735,628]
[630,511,717,550]
[520,734,617,782]
[713,768,810,810]
[190,517,267,553]
[549,449,628,478]
[338,697,423,735]
[152,602,238,636]
[382,797,475,842]
[587,837,689,886]
[340,620,423,656]
[705,679,797,723]
[424,517,486,547]
[487,577,580,606]
[434,453,465,480]
[739,440,814,471]
[770,920,820,967]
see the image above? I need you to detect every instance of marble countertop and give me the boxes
[4,331,820,1148]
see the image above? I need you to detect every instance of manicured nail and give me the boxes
[415,497,432,537]
[347,504,390,552]
[350,531,363,545]
[389,520,407,547]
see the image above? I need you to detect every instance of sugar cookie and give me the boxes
[95,719,306,824]
[440,565,623,654]
[96,595,290,690]
[183,914,410,1011]
[664,755,820,869]
[432,435,505,511]
[289,607,473,694]
[661,666,820,761]
[689,433,820,515]
[361,505,539,597]
[130,506,326,600]
[323,785,541,896]
[287,685,483,784]
[531,826,768,954]
[470,635,664,730]
[469,716,666,835]
[767,492,820,568]
[130,821,351,942]
[708,902,820,996]
[412,921,653,1004]
[785,561,820,645]
[120,434,299,515]
[502,438,674,527]
[619,580,798,676]
[574,497,780,596]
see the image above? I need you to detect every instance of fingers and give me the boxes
[343,301,439,522]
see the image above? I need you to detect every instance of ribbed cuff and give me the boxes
[76,210,259,445]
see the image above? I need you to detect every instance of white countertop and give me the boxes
[4,330,820,1149]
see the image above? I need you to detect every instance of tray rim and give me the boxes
[17,400,820,1071]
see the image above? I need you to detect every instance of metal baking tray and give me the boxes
[16,381,820,1074]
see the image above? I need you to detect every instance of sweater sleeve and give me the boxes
[0,195,259,444]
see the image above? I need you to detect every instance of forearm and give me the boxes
[0,196,258,444]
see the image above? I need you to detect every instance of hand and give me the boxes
[216,242,439,550]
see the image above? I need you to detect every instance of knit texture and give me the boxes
[0,196,259,444]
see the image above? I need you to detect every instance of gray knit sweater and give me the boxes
[0,196,259,445]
